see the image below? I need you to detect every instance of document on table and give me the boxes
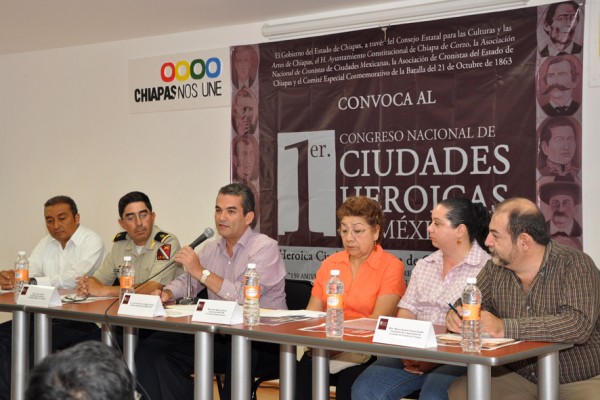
[299,318,378,337]
[164,306,327,321]
[344,317,378,331]
[165,304,197,317]
[437,333,519,350]
[259,309,326,325]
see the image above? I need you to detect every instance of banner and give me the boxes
[129,48,230,113]
[231,1,585,279]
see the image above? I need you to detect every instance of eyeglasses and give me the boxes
[62,294,89,303]
[337,228,368,238]
[123,210,150,223]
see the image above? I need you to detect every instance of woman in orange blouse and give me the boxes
[297,196,406,400]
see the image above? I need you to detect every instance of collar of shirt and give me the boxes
[548,99,573,109]
[122,225,161,252]
[547,42,575,56]
[216,226,254,256]
[545,159,578,175]
[338,244,386,271]
[48,225,85,248]
[423,240,489,268]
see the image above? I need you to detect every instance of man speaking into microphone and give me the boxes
[136,183,287,400]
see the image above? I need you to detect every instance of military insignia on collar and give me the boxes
[113,231,127,242]
[154,231,171,243]
[157,244,171,260]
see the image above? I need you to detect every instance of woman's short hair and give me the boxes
[337,196,385,244]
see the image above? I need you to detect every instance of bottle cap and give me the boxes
[247,263,256,269]
[17,251,26,256]
[466,277,477,284]
[123,256,132,262]
[331,269,340,276]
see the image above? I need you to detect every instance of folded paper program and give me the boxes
[437,333,517,350]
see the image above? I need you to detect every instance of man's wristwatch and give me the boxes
[200,269,211,284]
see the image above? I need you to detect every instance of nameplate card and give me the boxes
[191,299,243,325]
[373,316,437,348]
[33,277,51,286]
[118,294,166,317]
[16,285,61,307]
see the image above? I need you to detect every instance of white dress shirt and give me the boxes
[28,225,105,289]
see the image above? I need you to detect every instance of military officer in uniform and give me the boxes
[77,191,182,297]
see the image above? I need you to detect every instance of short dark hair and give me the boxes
[219,183,255,215]
[118,191,152,218]
[540,116,578,145]
[337,196,385,245]
[44,195,78,216]
[545,1,580,26]
[439,198,491,251]
[25,341,135,400]
[538,116,579,167]
[494,198,550,245]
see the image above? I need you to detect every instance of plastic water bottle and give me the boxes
[14,251,29,302]
[326,269,344,338]
[119,256,135,302]
[243,263,260,325]
[461,277,482,352]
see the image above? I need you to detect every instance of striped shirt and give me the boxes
[165,227,287,309]
[399,241,490,325]
[477,241,600,384]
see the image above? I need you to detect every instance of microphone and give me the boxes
[189,227,215,249]
[178,228,214,304]
[134,228,215,290]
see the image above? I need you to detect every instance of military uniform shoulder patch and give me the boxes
[154,231,171,243]
[157,244,172,260]
[113,231,128,242]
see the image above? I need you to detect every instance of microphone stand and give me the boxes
[138,227,214,305]
[179,272,195,305]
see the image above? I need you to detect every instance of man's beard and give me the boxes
[490,249,508,267]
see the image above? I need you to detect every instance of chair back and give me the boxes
[284,279,313,310]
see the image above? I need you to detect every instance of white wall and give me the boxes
[0,22,263,266]
[0,1,599,268]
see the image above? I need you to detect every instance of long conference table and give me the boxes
[2,292,572,400]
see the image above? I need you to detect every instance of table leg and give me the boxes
[33,313,52,364]
[11,310,29,400]
[101,323,114,346]
[280,344,296,400]
[312,348,330,400]
[123,326,138,377]
[537,351,560,400]
[231,335,251,400]
[194,331,213,400]
[467,363,491,400]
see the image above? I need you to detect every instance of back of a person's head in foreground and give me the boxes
[25,341,135,400]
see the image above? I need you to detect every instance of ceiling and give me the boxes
[0,0,409,55]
